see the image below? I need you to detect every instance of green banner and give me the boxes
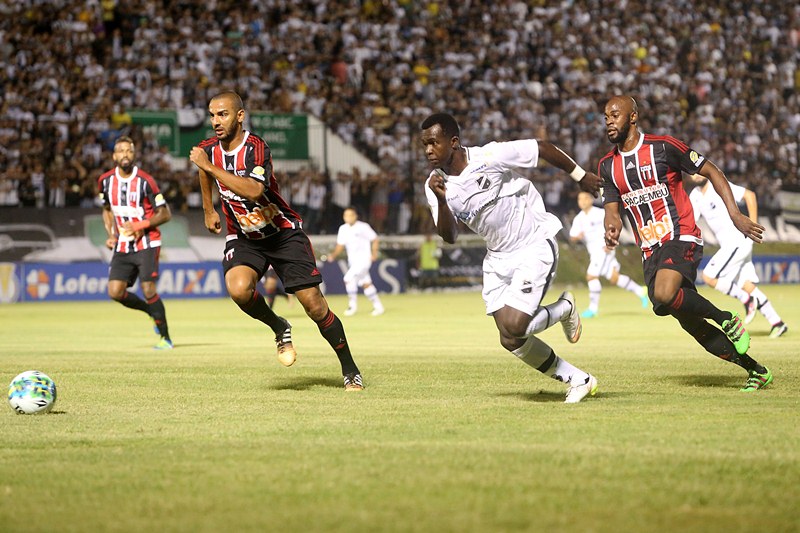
[129,110,180,155]
[248,113,308,160]
[176,112,308,160]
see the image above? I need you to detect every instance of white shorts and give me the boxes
[482,238,558,316]
[587,249,620,279]
[343,261,373,286]
[704,239,759,285]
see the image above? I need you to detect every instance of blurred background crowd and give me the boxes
[1,0,798,234]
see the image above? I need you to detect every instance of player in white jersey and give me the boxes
[420,113,602,403]
[569,191,648,317]
[327,207,385,316]
[688,174,787,338]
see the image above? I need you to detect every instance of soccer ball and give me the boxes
[7,370,57,414]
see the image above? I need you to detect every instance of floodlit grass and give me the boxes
[1,284,798,532]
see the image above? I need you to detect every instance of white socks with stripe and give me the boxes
[750,287,782,325]
[714,278,750,303]
[525,298,572,337]
[512,336,589,385]
[615,274,646,297]
[587,278,601,312]
[364,285,383,310]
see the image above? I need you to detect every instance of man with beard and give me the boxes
[98,135,174,349]
[189,91,364,391]
[599,95,772,391]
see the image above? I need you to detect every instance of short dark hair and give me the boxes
[420,113,460,139]
[210,90,244,112]
[114,135,134,148]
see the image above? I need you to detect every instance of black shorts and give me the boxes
[222,229,321,293]
[109,247,161,287]
[643,240,703,302]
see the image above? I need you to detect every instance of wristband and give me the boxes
[130,219,151,231]
[569,165,586,182]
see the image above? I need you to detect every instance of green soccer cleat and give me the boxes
[722,312,750,355]
[580,309,597,319]
[153,337,173,350]
[741,367,772,392]
[640,294,650,308]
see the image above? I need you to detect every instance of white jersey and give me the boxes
[425,140,562,252]
[689,181,747,245]
[569,206,607,256]
[336,220,377,265]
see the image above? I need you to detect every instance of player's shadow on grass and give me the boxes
[495,391,627,403]
[669,374,740,388]
[268,376,343,391]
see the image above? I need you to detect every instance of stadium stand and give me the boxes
[0,1,798,237]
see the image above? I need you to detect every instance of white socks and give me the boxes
[525,298,572,337]
[750,287,782,325]
[587,278,601,312]
[714,278,750,303]
[364,285,383,311]
[346,281,358,310]
[512,336,589,385]
[615,274,646,297]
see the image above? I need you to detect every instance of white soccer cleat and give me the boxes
[565,374,598,404]
[344,307,357,317]
[371,306,385,316]
[559,291,582,343]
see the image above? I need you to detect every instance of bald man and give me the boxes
[189,91,365,391]
[598,95,772,392]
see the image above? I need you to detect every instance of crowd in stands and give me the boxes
[1,0,798,234]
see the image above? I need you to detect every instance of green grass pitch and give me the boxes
[1,284,798,532]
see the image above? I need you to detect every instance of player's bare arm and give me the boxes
[428,173,458,243]
[698,161,764,242]
[742,188,758,223]
[120,205,171,238]
[371,238,380,262]
[537,141,602,197]
[603,202,623,249]
[198,168,221,234]
[190,146,265,203]
[327,244,345,262]
[102,206,117,250]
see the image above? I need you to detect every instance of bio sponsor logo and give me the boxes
[637,214,674,246]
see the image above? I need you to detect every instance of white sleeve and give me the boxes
[568,214,583,238]
[689,189,702,223]
[336,225,346,245]
[482,139,539,170]
[424,174,440,226]
[729,182,747,203]
[364,224,377,241]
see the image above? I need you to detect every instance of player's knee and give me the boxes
[503,318,529,340]
[299,293,328,321]
[108,286,125,301]
[651,285,677,307]
[226,279,255,306]
[499,332,522,352]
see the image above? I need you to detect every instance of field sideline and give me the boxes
[1,285,798,532]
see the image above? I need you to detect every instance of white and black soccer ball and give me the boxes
[7,370,57,414]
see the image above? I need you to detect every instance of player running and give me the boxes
[688,174,788,337]
[327,207,385,317]
[190,91,364,391]
[600,95,772,391]
[421,112,602,403]
[98,136,173,349]
[569,191,648,317]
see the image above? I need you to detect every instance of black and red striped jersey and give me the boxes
[97,166,167,253]
[199,131,301,240]
[599,133,705,258]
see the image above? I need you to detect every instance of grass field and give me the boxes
[1,284,798,533]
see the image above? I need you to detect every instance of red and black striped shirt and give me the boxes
[97,166,166,253]
[599,133,706,258]
[200,131,301,240]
